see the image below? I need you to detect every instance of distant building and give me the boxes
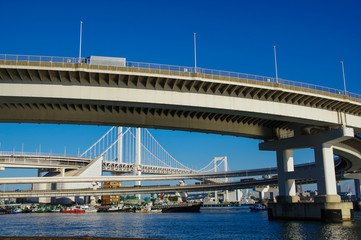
[102,181,121,205]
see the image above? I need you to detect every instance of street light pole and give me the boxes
[340,61,347,96]
[193,33,197,73]
[79,21,83,63]
[273,45,278,83]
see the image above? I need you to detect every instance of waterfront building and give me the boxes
[102,181,122,205]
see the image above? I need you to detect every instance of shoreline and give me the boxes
[0,237,170,240]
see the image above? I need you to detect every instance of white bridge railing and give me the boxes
[1,54,359,100]
[0,151,89,159]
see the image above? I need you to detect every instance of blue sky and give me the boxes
[0,1,360,191]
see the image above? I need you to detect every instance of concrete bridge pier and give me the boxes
[275,149,300,204]
[343,174,361,211]
[261,127,354,222]
[355,179,361,198]
[355,179,361,211]
[255,186,278,202]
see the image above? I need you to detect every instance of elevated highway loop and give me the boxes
[333,136,361,172]
[0,176,335,199]
[0,55,361,140]
[0,157,350,185]
[0,179,279,198]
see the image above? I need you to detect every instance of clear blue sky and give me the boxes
[0,1,360,192]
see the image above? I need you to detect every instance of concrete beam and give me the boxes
[260,127,354,151]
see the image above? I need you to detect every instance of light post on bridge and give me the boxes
[193,32,197,73]
[340,61,347,96]
[79,21,83,63]
[273,45,279,83]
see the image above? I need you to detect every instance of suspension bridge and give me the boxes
[0,126,229,176]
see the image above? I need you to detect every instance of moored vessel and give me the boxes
[8,208,23,214]
[0,208,7,215]
[250,204,267,211]
[152,202,201,213]
[62,206,85,214]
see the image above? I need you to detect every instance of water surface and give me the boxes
[0,207,360,240]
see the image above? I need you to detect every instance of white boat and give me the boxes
[84,205,97,213]
[202,197,219,205]
[250,204,267,211]
[107,204,125,212]
[50,208,62,213]
[150,209,162,213]
[77,205,97,213]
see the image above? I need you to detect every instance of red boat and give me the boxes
[62,208,85,214]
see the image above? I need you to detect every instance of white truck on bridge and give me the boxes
[89,56,126,67]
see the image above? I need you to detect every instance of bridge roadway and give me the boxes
[0,157,350,185]
[0,55,360,141]
[0,152,90,170]
[0,176,330,199]
[0,153,197,175]
[0,178,285,198]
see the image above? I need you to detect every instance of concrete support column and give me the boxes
[259,191,265,201]
[276,149,297,202]
[135,128,141,199]
[269,192,275,201]
[314,144,339,202]
[224,190,229,202]
[117,127,123,163]
[36,169,51,204]
[336,181,342,195]
[355,179,361,199]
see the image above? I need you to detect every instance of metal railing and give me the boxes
[0,151,90,160]
[1,54,360,101]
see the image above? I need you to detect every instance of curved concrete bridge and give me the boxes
[0,55,360,140]
[1,54,361,221]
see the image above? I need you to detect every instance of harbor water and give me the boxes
[0,207,361,240]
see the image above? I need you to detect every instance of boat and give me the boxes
[150,209,162,213]
[33,207,47,213]
[250,204,267,211]
[98,204,132,213]
[107,205,125,212]
[62,206,85,213]
[50,209,62,213]
[152,202,201,213]
[202,197,219,206]
[62,209,84,213]
[8,208,23,214]
[22,208,32,213]
[81,205,97,213]
[0,208,7,215]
